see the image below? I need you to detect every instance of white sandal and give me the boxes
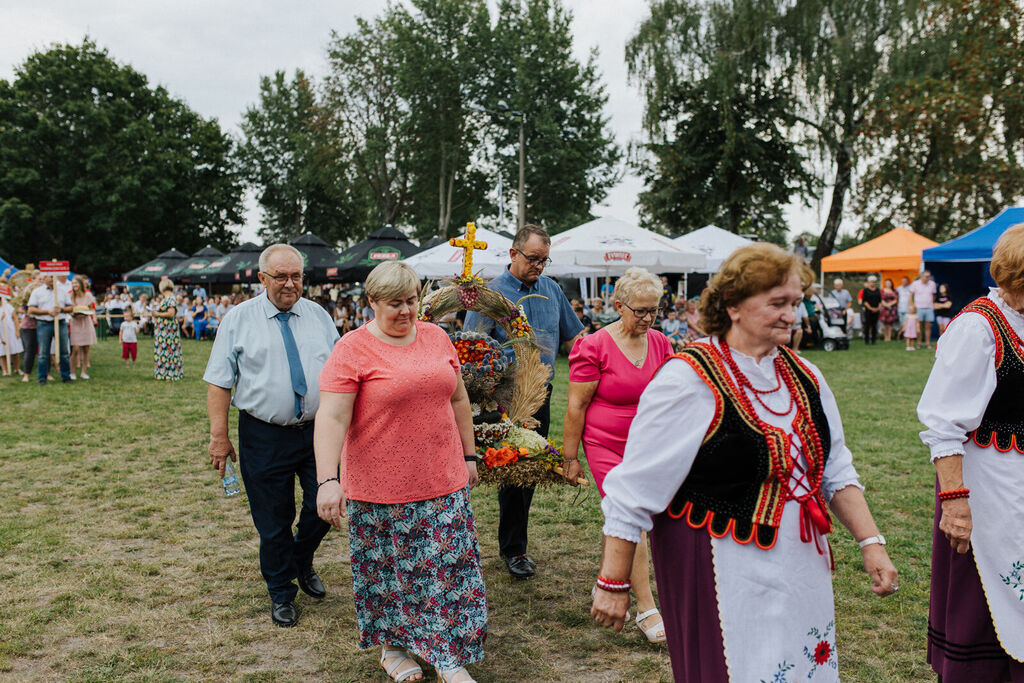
[635,608,667,643]
[437,666,476,683]
[380,646,423,682]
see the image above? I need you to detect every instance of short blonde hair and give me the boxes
[699,243,802,337]
[991,223,1024,295]
[365,261,420,302]
[613,267,662,307]
[159,277,175,294]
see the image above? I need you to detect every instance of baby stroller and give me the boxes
[816,295,850,352]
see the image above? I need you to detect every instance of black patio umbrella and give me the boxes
[201,242,263,285]
[122,248,189,284]
[419,235,448,250]
[330,226,422,282]
[165,246,226,284]
[289,233,340,283]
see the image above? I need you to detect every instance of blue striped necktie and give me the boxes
[274,311,307,419]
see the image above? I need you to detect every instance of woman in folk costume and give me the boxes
[591,243,898,682]
[918,224,1024,681]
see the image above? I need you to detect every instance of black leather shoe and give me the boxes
[503,554,535,579]
[271,601,299,627]
[298,567,326,600]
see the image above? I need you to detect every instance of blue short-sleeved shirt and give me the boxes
[464,267,584,381]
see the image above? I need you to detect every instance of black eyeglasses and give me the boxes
[512,249,552,268]
[260,271,303,284]
[621,303,663,319]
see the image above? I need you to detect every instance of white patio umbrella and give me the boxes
[673,224,753,273]
[548,217,706,274]
[403,227,598,280]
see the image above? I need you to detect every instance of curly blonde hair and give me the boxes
[699,243,803,337]
[612,267,662,307]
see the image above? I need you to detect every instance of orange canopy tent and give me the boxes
[821,227,939,285]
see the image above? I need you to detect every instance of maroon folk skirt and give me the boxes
[650,512,729,683]
[929,485,1024,681]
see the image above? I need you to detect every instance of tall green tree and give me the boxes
[781,0,907,268]
[390,0,495,240]
[0,39,243,276]
[237,70,358,244]
[629,0,907,262]
[855,0,1024,241]
[488,0,621,234]
[322,18,414,237]
[627,0,812,243]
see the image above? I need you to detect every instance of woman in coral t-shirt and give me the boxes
[314,261,485,683]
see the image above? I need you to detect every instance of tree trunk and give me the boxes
[812,142,852,273]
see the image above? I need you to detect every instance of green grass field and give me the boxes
[0,336,939,681]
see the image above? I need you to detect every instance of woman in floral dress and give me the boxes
[879,279,900,341]
[315,262,485,683]
[153,279,183,381]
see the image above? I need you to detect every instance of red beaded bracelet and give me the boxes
[938,487,970,501]
[596,576,632,593]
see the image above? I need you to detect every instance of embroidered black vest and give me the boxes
[959,297,1024,453]
[666,342,832,549]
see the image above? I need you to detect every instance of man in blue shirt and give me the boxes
[464,225,583,579]
[204,244,340,627]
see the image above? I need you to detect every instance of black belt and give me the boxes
[240,411,314,430]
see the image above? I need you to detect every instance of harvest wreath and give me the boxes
[418,222,586,487]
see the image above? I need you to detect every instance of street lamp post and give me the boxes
[470,101,526,231]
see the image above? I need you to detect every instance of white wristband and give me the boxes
[857,534,886,549]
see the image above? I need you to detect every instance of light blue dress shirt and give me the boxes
[464,267,583,381]
[203,292,340,425]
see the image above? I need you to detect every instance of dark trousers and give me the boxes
[237,411,330,603]
[498,384,552,557]
[862,310,879,344]
[36,320,70,382]
[20,328,38,375]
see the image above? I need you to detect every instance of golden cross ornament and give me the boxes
[449,222,487,278]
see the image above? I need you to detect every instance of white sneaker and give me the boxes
[69,372,76,380]
[81,372,90,379]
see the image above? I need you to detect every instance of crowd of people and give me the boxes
[194,230,1023,683]
[4,226,1019,681]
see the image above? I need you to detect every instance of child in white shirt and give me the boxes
[119,308,140,366]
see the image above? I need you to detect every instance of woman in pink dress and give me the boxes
[561,267,674,643]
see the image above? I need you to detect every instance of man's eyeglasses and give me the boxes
[621,303,663,319]
[260,271,303,285]
[512,249,552,268]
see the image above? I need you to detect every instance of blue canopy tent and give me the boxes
[0,254,15,277]
[923,207,1024,313]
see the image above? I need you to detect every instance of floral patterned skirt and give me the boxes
[153,323,183,381]
[348,487,487,669]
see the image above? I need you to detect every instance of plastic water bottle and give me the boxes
[222,461,241,497]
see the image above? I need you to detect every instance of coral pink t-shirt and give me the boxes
[318,321,468,504]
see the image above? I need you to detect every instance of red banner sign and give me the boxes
[39,260,70,275]
[604,251,631,262]
[0,284,10,298]
[326,267,338,277]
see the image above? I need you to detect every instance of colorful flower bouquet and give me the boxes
[420,237,582,486]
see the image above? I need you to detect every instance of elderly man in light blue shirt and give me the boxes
[464,224,583,579]
[204,244,339,628]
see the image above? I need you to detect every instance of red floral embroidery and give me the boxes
[813,640,832,665]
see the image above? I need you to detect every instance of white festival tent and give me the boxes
[548,217,706,301]
[549,217,706,274]
[673,224,753,273]
[403,226,598,280]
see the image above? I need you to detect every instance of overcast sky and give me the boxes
[0,0,823,243]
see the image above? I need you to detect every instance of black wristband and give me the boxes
[317,477,340,489]
[464,455,478,462]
